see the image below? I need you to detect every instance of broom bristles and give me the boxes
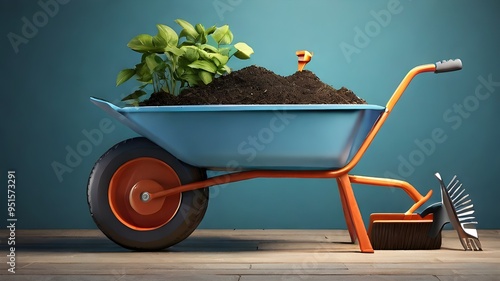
[369,221,442,250]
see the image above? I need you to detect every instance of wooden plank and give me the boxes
[0,229,498,279]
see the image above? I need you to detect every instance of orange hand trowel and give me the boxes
[296,50,313,71]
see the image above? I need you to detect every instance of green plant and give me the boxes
[116,19,254,105]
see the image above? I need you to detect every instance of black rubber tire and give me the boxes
[87,137,209,251]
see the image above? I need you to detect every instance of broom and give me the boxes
[368,173,481,250]
[368,213,441,250]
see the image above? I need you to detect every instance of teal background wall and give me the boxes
[1,0,500,229]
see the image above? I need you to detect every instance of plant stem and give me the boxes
[170,60,177,95]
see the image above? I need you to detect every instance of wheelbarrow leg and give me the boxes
[337,179,357,244]
[337,174,374,253]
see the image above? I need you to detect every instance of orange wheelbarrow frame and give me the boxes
[142,62,459,253]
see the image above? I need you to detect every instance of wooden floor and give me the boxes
[1,229,499,280]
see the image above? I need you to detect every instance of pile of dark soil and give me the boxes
[141,65,366,106]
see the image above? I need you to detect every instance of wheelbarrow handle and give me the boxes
[435,59,462,73]
[299,58,463,181]
[385,58,462,112]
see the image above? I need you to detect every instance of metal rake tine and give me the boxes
[466,238,475,251]
[462,237,479,251]
[450,184,464,201]
[454,198,471,209]
[451,189,469,204]
[467,237,482,251]
[459,237,469,250]
[448,179,462,193]
[446,175,458,189]
[456,203,474,214]
[457,210,475,217]
[446,176,459,193]
[459,217,477,223]
[452,194,470,204]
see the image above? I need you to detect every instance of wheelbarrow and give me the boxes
[88,59,474,253]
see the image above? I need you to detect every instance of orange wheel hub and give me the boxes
[108,157,182,231]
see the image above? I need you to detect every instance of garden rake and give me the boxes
[422,173,482,251]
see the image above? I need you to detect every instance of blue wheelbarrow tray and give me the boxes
[90,97,385,170]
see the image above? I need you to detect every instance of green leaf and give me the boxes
[220,29,233,45]
[135,62,153,83]
[116,68,135,86]
[152,35,167,51]
[210,53,229,67]
[218,47,232,57]
[175,66,185,77]
[164,45,184,56]
[205,25,217,35]
[144,54,163,71]
[175,19,198,39]
[121,90,147,101]
[179,30,195,42]
[179,40,196,48]
[125,100,140,106]
[127,34,159,53]
[196,49,210,61]
[177,56,190,69]
[233,42,254,59]
[219,65,231,75]
[211,25,229,44]
[180,46,200,62]
[161,85,170,93]
[156,24,178,47]
[197,32,208,44]
[200,44,218,53]
[181,73,200,87]
[188,60,217,73]
[195,50,229,67]
[198,70,213,85]
[195,23,205,35]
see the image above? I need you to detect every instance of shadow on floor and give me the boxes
[14,235,357,253]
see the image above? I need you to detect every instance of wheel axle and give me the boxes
[141,192,151,202]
